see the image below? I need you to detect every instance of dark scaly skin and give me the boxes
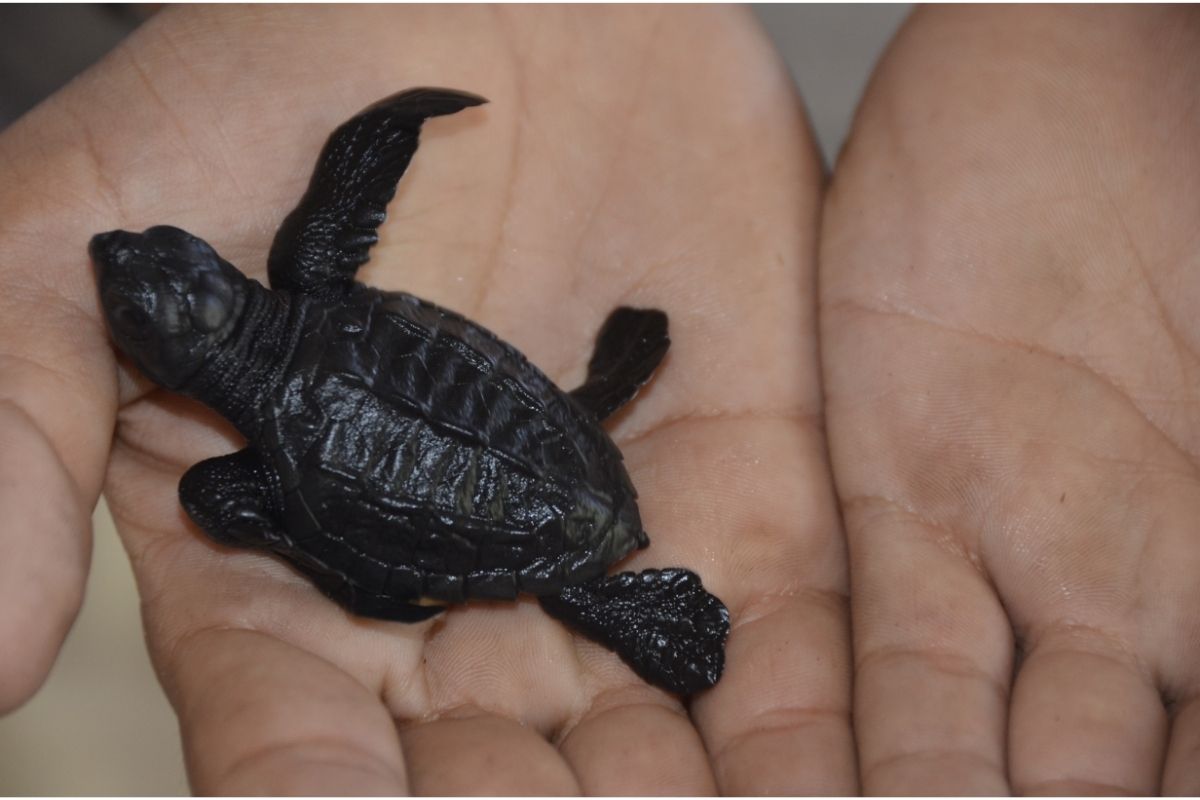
[197,283,646,606]
[90,88,729,694]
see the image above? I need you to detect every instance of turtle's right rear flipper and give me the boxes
[539,568,729,695]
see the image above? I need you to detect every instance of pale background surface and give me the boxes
[0,4,909,793]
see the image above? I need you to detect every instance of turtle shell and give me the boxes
[254,286,648,606]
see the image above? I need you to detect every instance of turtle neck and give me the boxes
[184,278,300,439]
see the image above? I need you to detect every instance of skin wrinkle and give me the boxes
[102,507,186,614]
[830,296,1200,477]
[1096,179,1200,433]
[0,352,85,405]
[108,501,323,643]
[196,715,406,792]
[1165,684,1200,717]
[167,626,409,737]
[559,12,666,311]
[993,458,1159,645]
[709,705,850,766]
[0,389,105,513]
[152,24,255,207]
[1023,779,1150,795]
[111,413,213,475]
[731,584,848,629]
[842,492,988,577]
[51,103,121,222]
[117,378,164,412]
[617,407,820,450]
[1019,620,1157,688]
[156,623,252,700]
[1,272,108,345]
[417,700,511,726]
[417,660,567,733]
[1022,434,1200,487]
[613,250,694,308]
[559,690,686,747]
[864,747,1007,785]
[117,41,195,164]
[855,646,1012,708]
[415,601,584,731]
[213,743,403,795]
[556,691,716,794]
[378,651,434,722]
[463,6,523,325]
[0,351,118,504]
[400,717,584,795]
[848,488,1018,642]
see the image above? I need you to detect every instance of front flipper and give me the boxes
[539,567,729,695]
[179,449,441,623]
[268,87,487,295]
[180,448,283,549]
[569,307,670,421]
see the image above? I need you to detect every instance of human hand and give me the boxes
[0,5,853,793]
[822,6,1200,794]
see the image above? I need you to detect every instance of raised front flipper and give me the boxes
[268,87,487,295]
[179,448,441,623]
[569,307,669,421]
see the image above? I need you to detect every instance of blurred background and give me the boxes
[0,4,910,793]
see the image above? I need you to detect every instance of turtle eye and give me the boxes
[189,290,230,333]
[111,302,152,338]
[188,272,234,333]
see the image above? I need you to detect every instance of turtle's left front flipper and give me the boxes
[269,87,487,295]
[539,568,729,695]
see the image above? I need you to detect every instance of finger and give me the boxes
[1008,627,1166,794]
[0,113,122,712]
[845,491,1012,794]
[0,402,93,712]
[163,627,407,795]
[627,416,856,795]
[1163,696,1200,795]
[694,589,855,795]
[564,8,853,791]
[558,682,715,794]
[400,710,579,795]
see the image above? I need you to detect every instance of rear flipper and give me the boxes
[569,307,670,421]
[300,562,446,624]
[539,568,729,695]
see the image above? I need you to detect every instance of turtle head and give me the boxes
[90,226,248,390]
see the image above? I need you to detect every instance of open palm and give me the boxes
[822,7,1200,794]
[0,5,852,794]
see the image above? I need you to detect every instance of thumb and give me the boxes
[0,101,121,712]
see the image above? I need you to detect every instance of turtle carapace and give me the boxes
[90,88,729,695]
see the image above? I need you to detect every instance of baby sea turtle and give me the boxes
[90,88,729,695]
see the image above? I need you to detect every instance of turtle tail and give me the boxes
[539,568,730,696]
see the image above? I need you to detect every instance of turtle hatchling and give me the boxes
[90,88,729,695]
